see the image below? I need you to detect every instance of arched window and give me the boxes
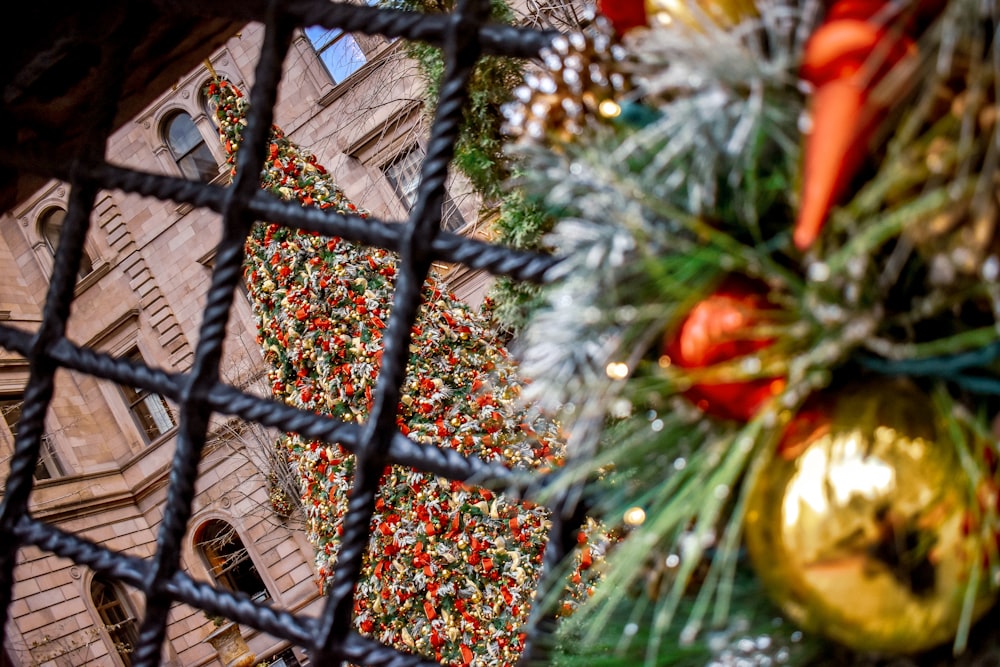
[91,575,139,667]
[163,112,218,181]
[39,207,93,278]
[195,519,271,603]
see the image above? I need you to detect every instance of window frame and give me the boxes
[90,575,140,667]
[194,519,272,604]
[119,350,176,444]
[161,110,220,182]
[0,394,64,481]
[85,310,179,453]
[12,182,110,295]
[382,144,466,232]
[303,25,368,85]
[37,206,94,279]
[264,647,304,667]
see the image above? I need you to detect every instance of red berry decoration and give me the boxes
[794,0,945,249]
[663,277,784,421]
[598,0,648,34]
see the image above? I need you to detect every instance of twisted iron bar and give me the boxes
[1,324,532,494]
[313,0,493,657]
[0,154,564,283]
[150,0,556,57]
[11,516,320,647]
[131,6,298,664]
[0,7,141,646]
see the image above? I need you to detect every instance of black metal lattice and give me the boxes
[0,1,580,665]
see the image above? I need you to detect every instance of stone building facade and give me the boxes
[0,18,491,667]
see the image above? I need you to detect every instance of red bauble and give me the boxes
[597,0,648,34]
[663,277,784,421]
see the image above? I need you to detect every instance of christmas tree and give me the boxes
[207,79,590,666]
[505,0,1000,665]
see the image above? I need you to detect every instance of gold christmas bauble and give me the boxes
[646,0,758,29]
[744,379,995,654]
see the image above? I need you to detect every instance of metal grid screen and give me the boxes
[0,1,578,665]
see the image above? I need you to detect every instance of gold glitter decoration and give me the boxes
[645,0,757,29]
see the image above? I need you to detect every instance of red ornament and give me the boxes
[775,403,830,460]
[663,277,784,421]
[597,0,648,34]
[793,0,942,250]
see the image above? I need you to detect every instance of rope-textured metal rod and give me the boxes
[313,0,492,658]
[11,516,320,648]
[150,0,554,57]
[9,155,563,283]
[516,491,591,665]
[131,6,298,666]
[0,325,33,360]
[46,333,533,496]
[0,10,140,646]
[164,572,317,648]
[0,143,564,286]
[13,516,150,589]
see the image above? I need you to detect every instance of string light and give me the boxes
[623,507,646,526]
[606,362,630,380]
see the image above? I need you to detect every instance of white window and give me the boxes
[383,145,466,231]
[163,111,219,181]
[1,395,64,480]
[120,351,175,442]
[304,26,367,84]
